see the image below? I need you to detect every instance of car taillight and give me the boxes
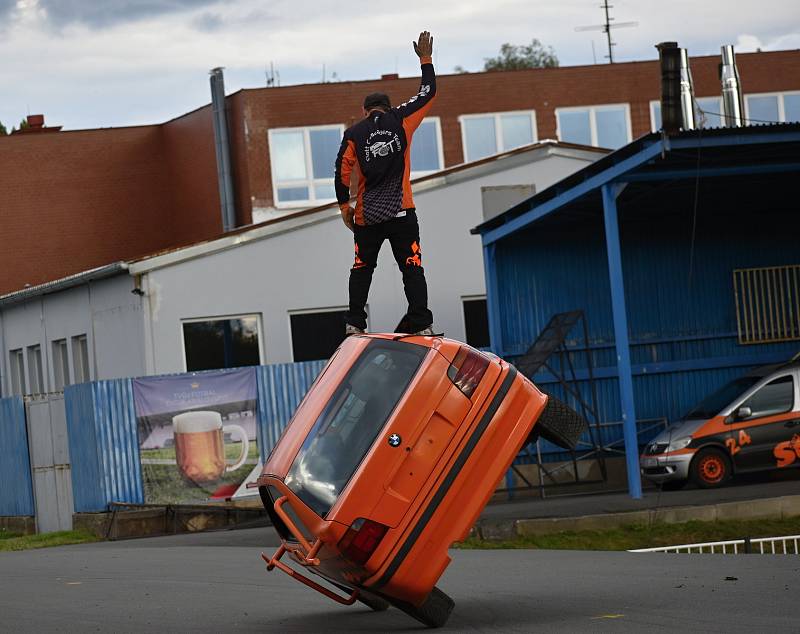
[338,518,389,566]
[447,346,490,398]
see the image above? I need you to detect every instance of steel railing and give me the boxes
[629,534,800,554]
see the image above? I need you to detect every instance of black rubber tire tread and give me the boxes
[530,396,588,450]
[356,590,390,612]
[386,586,455,628]
[690,447,731,489]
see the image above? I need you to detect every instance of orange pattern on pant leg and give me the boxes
[353,243,367,270]
[405,241,422,267]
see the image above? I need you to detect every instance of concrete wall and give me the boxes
[0,275,145,396]
[139,146,600,371]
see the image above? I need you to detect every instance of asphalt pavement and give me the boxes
[1,527,798,632]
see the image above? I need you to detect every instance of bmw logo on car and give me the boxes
[388,433,402,447]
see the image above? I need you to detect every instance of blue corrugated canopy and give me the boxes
[472,123,800,498]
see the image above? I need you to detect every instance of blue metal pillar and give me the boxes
[482,242,504,355]
[601,183,642,499]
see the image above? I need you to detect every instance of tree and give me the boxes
[0,121,7,136]
[483,39,559,71]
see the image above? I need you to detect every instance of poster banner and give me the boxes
[133,368,259,504]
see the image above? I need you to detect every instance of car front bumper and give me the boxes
[639,451,694,483]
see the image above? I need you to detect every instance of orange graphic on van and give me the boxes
[773,434,800,468]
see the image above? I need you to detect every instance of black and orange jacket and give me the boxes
[335,58,437,226]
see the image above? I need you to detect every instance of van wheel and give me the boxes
[387,586,454,628]
[690,448,731,488]
[357,590,390,612]
[529,396,588,450]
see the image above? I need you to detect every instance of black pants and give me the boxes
[346,210,433,332]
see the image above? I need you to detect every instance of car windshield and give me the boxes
[683,376,761,420]
[285,339,428,517]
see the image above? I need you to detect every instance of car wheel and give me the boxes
[529,396,588,450]
[357,590,390,612]
[690,448,731,488]
[386,586,454,628]
[659,479,686,491]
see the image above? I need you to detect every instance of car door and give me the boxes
[725,371,799,473]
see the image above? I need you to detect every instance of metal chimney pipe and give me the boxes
[679,49,696,130]
[720,45,744,127]
[656,42,682,134]
[210,67,237,232]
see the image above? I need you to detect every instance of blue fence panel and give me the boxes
[65,379,143,512]
[0,396,35,517]
[256,360,327,460]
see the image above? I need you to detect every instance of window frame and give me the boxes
[27,344,45,395]
[744,91,800,124]
[180,313,265,372]
[723,371,798,421]
[9,348,25,396]
[268,124,345,209]
[71,334,91,384]
[458,110,538,163]
[409,116,445,177]
[735,374,796,421]
[52,338,70,392]
[555,103,631,149]
[287,305,354,363]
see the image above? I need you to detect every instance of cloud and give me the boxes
[36,0,220,29]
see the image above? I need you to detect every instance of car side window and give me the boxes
[740,375,795,419]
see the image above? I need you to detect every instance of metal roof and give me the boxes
[0,262,129,308]
[472,123,800,243]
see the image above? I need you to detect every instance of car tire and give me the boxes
[386,586,454,628]
[357,590,390,612]
[658,479,686,491]
[690,448,731,488]
[529,396,588,450]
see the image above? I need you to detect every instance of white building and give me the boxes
[0,141,605,395]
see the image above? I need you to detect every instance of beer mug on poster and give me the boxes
[172,411,249,482]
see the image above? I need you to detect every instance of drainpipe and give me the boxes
[679,49,696,130]
[720,45,744,127]
[210,67,237,232]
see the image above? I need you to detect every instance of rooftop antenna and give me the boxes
[575,0,638,63]
[266,61,280,87]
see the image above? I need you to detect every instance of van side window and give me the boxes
[741,376,795,419]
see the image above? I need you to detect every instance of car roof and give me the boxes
[743,357,800,379]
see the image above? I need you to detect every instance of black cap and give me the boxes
[363,92,391,110]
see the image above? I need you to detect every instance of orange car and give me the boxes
[257,333,585,627]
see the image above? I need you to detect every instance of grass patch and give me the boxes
[0,530,100,552]
[456,517,800,551]
[0,530,22,541]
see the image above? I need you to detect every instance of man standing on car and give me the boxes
[335,31,436,336]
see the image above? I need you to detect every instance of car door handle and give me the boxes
[784,420,800,428]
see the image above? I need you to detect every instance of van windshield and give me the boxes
[285,339,428,517]
[683,376,760,420]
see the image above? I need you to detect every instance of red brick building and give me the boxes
[2,49,799,295]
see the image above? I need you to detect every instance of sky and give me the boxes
[1,0,799,131]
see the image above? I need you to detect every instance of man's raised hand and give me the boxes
[413,31,433,58]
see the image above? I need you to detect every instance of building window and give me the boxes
[182,316,262,371]
[733,264,800,345]
[462,297,490,349]
[52,339,70,391]
[269,125,344,207]
[27,345,44,395]
[556,105,630,149]
[460,111,537,162]
[745,92,800,124]
[9,348,25,395]
[650,98,726,131]
[72,334,91,384]
[289,308,351,362]
[694,97,723,128]
[410,117,444,175]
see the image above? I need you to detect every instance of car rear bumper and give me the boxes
[640,451,693,483]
